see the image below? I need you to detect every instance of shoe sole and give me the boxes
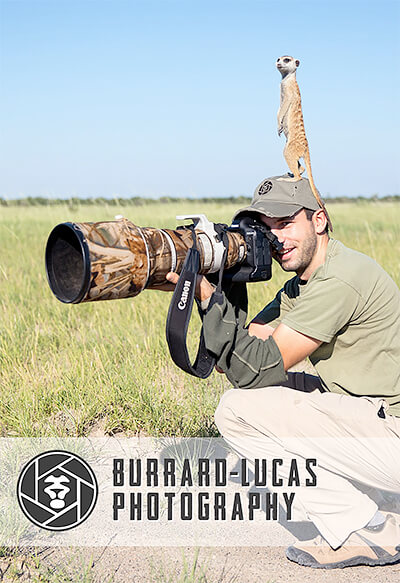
[286,545,400,569]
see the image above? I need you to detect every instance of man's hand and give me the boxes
[164,272,215,302]
[248,321,275,340]
[248,320,321,370]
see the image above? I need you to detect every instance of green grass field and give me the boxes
[1,201,399,438]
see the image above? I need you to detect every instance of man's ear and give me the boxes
[313,209,328,234]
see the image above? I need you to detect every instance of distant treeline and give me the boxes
[1,195,400,207]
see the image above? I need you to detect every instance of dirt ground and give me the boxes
[3,364,399,582]
[2,545,400,583]
[71,546,400,583]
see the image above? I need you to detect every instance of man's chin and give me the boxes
[280,262,297,272]
[274,254,299,273]
[279,255,299,272]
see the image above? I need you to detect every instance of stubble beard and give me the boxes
[278,231,318,276]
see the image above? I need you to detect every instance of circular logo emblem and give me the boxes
[17,450,98,531]
[257,180,273,196]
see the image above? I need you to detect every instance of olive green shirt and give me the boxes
[203,239,400,417]
[253,239,400,416]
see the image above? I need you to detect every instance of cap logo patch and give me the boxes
[258,180,273,196]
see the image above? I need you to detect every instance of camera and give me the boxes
[45,214,282,305]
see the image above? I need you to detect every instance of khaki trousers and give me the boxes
[214,373,400,549]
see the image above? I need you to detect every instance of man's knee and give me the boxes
[214,387,281,436]
[214,389,246,436]
[214,386,313,438]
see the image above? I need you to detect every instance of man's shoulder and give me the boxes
[279,238,398,307]
[315,239,392,295]
[326,238,376,270]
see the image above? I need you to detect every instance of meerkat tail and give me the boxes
[303,149,333,231]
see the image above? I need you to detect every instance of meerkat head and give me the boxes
[276,55,300,77]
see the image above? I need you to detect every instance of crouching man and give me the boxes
[167,176,400,569]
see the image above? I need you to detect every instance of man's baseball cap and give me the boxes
[233,174,323,220]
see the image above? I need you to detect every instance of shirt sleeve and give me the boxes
[282,276,362,343]
[202,291,287,389]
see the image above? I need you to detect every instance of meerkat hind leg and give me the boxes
[282,162,305,178]
[276,167,303,182]
[276,175,301,182]
[277,144,303,182]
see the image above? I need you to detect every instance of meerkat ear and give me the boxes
[295,60,300,67]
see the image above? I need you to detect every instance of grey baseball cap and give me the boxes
[233,174,323,220]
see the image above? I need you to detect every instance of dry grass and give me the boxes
[0,200,399,437]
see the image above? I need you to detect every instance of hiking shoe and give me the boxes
[286,514,400,569]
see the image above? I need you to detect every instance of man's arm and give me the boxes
[272,323,322,370]
[165,272,321,387]
[201,291,321,389]
[248,320,322,369]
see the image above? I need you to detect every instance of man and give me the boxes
[166,175,400,569]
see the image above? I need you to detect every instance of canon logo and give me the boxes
[178,280,191,310]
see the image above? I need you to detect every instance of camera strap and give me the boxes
[166,228,225,379]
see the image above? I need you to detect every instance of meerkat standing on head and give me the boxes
[276,55,332,230]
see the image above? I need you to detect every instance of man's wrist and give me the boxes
[199,283,216,310]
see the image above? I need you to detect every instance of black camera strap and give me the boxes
[166,228,226,378]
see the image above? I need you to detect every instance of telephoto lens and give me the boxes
[45,215,247,304]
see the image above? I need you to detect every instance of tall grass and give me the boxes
[1,201,399,437]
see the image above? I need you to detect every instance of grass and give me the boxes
[0,546,252,583]
[0,200,399,438]
[150,548,241,583]
[0,546,113,582]
[2,199,398,579]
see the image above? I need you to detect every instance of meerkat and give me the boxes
[276,55,332,231]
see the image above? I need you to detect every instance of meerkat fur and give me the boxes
[276,55,332,231]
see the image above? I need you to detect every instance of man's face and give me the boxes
[260,209,318,276]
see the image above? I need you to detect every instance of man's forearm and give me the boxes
[202,291,287,389]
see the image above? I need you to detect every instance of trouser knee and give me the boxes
[215,385,306,439]
[214,389,245,437]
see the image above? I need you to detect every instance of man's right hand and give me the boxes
[165,272,215,303]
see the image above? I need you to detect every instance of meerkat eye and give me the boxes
[284,58,290,63]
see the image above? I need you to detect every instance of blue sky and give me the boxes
[0,0,399,199]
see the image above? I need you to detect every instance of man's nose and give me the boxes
[270,227,284,243]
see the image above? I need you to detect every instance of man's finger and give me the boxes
[166,272,179,285]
